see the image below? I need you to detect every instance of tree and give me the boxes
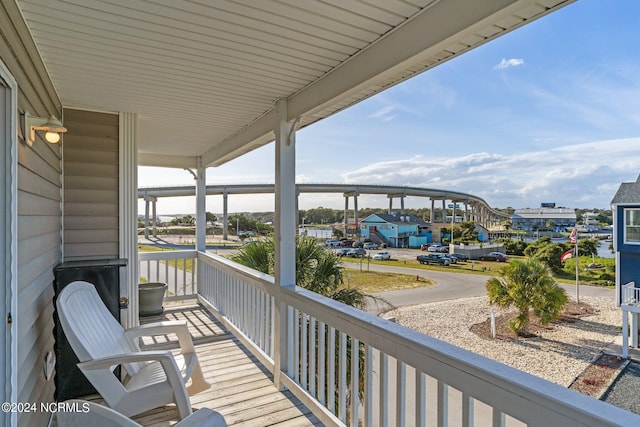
[231,236,365,308]
[205,212,217,224]
[486,258,568,336]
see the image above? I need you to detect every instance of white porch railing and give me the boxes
[196,251,640,427]
[622,281,639,305]
[138,250,197,301]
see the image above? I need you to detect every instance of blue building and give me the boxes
[360,213,431,248]
[612,174,640,357]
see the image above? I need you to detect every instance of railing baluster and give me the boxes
[380,353,388,427]
[437,381,448,427]
[463,392,474,427]
[339,332,347,423]
[416,370,426,427]
[328,326,336,414]
[350,337,359,427]
[310,317,316,397]
[365,346,373,427]
[319,321,326,406]
[302,313,308,390]
[397,360,405,427]
[492,408,505,427]
[294,309,300,383]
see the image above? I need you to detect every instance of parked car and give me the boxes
[363,242,379,250]
[325,239,342,248]
[420,244,430,251]
[347,248,367,258]
[448,253,469,262]
[340,239,355,247]
[478,252,508,262]
[352,241,364,248]
[416,254,451,266]
[426,244,442,252]
[335,248,351,257]
[372,251,391,260]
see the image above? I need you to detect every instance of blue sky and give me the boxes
[139,0,640,215]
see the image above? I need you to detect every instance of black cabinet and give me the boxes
[53,258,127,401]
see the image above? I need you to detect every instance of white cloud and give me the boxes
[341,137,640,208]
[494,58,525,70]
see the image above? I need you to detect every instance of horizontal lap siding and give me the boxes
[63,109,119,260]
[1,1,64,425]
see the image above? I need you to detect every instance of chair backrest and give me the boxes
[56,281,137,366]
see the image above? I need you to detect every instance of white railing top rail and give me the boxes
[198,252,275,293]
[139,249,197,261]
[196,250,640,427]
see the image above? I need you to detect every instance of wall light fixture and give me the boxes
[21,112,67,146]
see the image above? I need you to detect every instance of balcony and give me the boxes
[134,250,640,426]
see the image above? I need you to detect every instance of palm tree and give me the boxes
[231,236,365,308]
[486,257,568,336]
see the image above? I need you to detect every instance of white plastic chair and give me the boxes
[55,400,226,427]
[56,281,210,420]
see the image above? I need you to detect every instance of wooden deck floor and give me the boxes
[110,304,322,426]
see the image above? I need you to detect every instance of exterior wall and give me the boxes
[1,1,62,425]
[63,109,119,260]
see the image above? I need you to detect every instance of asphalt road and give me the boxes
[342,261,615,313]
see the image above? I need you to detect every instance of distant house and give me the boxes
[611,174,640,357]
[511,207,576,232]
[360,213,431,248]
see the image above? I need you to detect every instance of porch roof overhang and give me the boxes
[17,0,573,169]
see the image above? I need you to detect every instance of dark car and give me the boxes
[335,248,351,257]
[416,254,451,266]
[448,253,469,262]
[478,252,508,262]
[340,239,355,247]
[352,241,364,248]
[420,244,430,251]
[347,248,367,258]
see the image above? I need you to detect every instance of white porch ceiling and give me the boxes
[16,0,573,168]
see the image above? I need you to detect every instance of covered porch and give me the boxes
[3,1,638,426]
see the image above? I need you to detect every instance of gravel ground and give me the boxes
[602,361,640,413]
[387,295,621,386]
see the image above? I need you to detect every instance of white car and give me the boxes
[363,242,379,249]
[372,251,391,260]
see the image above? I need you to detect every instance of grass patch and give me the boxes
[339,256,504,275]
[343,270,433,294]
[138,244,175,252]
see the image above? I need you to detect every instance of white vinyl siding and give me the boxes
[63,109,119,260]
[1,1,63,425]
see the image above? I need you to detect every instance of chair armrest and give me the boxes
[78,350,176,371]
[125,321,195,353]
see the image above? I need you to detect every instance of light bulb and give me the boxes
[45,132,60,143]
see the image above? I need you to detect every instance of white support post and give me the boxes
[222,192,228,241]
[151,197,157,237]
[195,157,206,252]
[119,112,139,328]
[144,196,150,239]
[623,310,629,358]
[274,98,297,388]
[633,312,638,349]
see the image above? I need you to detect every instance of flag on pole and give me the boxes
[561,249,573,262]
[569,227,577,244]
